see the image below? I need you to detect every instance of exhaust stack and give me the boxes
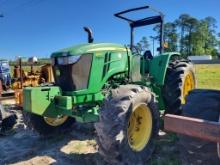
[83,27,94,43]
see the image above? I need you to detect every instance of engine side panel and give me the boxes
[65,49,129,96]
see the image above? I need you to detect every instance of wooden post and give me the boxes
[164,114,220,143]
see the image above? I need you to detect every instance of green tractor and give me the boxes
[23,6,196,164]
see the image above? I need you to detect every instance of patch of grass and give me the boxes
[151,64,220,165]
[195,64,220,90]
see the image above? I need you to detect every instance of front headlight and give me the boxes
[65,55,81,64]
[53,55,81,65]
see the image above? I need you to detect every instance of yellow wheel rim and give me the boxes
[182,71,195,104]
[44,116,68,127]
[127,103,152,152]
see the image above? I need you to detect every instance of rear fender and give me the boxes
[149,52,180,110]
[149,52,180,85]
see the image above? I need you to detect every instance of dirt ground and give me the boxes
[0,108,219,165]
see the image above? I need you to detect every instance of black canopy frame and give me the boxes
[114,5,164,53]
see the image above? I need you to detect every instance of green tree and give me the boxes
[153,22,178,52]
[203,17,218,55]
[148,14,218,57]
[186,17,198,55]
[175,15,218,57]
[191,20,208,55]
[217,32,220,57]
[175,14,191,55]
[135,36,149,54]
[176,15,199,56]
[163,22,178,52]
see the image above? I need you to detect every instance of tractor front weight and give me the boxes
[23,86,103,123]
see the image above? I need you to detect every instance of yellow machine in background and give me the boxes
[12,64,54,107]
[0,57,53,134]
[12,63,54,106]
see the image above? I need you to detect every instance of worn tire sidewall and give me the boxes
[119,92,158,161]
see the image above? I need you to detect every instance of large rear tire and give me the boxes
[180,89,220,164]
[163,59,196,114]
[23,112,76,136]
[95,85,160,165]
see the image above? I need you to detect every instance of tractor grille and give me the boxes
[53,54,92,91]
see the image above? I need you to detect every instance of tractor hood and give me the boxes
[51,43,127,57]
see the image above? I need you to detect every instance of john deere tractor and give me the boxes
[23,6,196,164]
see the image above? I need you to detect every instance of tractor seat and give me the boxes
[143,50,153,60]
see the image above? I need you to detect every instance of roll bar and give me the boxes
[114,5,164,53]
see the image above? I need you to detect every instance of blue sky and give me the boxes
[0,0,220,59]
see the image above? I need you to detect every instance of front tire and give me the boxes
[23,112,76,136]
[95,85,160,165]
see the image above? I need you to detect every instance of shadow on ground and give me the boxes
[0,110,106,165]
[0,109,219,165]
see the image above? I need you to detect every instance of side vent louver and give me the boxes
[102,52,111,79]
